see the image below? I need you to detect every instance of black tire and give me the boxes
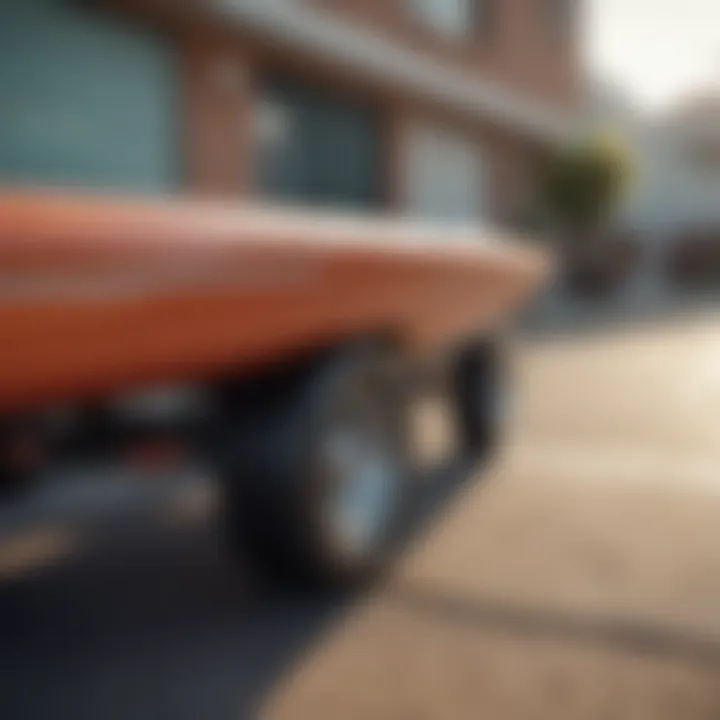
[220,345,410,589]
[0,420,39,501]
[452,340,505,460]
[0,465,32,502]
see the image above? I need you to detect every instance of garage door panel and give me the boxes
[404,123,485,224]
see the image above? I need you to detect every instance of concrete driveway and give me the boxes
[2,315,720,719]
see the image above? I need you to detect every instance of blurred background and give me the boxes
[1,0,720,718]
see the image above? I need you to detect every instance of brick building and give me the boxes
[0,0,581,226]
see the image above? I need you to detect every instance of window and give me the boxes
[408,0,477,40]
[0,0,178,193]
[544,0,575,40]
[256,78,383,209]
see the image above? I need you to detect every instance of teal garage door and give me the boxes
[0,0,177,193]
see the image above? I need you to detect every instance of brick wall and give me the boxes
[306,0,581,110]
[182,38,256,196]
[135,4,552,222]
[180,43,542,222]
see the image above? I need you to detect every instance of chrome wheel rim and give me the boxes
[320,421,399,561]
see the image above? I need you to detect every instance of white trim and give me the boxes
[211,0,578,142]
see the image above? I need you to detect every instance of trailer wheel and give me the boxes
[453,340,505,460]
[221,346,410,589]
[0,466,31,502]
[0,420,40,501]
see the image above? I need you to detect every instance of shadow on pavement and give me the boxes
[3,452,719,719]
[387,582,720,669]
[0,459,480,720]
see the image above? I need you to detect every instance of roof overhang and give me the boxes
[210,0,579,144]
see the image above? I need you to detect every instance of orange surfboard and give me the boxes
[0,192,549,413]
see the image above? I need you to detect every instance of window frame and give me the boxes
[544,0,575,43]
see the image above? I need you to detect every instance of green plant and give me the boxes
[539,135,631,235]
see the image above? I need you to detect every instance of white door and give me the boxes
[403,122,486,225]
